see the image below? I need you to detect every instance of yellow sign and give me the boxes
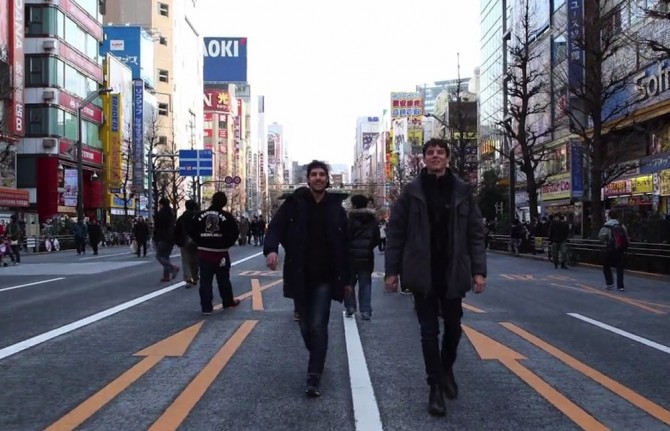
[408,129,423,148]
[631,175,652,194]
[102,93,123,188]
[660,170,670,196]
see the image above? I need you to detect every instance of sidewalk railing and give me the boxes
[488,235,670,275]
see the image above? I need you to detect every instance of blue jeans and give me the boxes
[297,283,332,375]
[344,271,372,315]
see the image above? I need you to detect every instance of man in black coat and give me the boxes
[264,160,351,398]
[345,194,380,320]
[153,197,179,282]
[385,139,487,418]
[87,219,103,255]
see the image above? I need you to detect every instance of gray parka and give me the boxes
[384,171,487,298]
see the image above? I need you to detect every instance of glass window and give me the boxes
[73,0,102,22]
[553,0,565,12]
[26,6,65,38]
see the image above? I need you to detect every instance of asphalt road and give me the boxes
[1,246,669,430]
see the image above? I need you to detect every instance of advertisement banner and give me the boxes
[132,80,144,189]
[59,91,104,124]
[59,141,103,165]
[392,118,408,152]
[63,169,78,207]
[604,179,632,197]
[570,140,584,198]
[362,133,376,151]
[0,143,16,188]
[631,175,653,194]
[9,0,24,136]
[391,92,423,120]
[203,90,231,113]
[541,173,572,200]
[659,170,670,196]
[408,129,423,149]
[567,0,584,127]
[0,0,8,61]
[203,37,248,82]
[0,187,29,207]
[100,26,154,86]
[107,94,123,188]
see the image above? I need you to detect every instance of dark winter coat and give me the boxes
[348,208,381,273]
[174,209,198,248]
[192,208,239,251]
[153,206,175,244]
[385,170,487,299]
[133,222,149,242]
[87,223,103,243]
[263,187,350,302]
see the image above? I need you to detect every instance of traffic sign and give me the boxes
[224,176,233,185]
[233,176,242,185]
[178,150,213,177]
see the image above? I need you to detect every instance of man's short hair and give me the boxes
[306,160,330,188]
[422,138,450,157]
[211,191,227,209]
[350,194,369,209]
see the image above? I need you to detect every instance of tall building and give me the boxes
[0,0,30,222]
[257,95,267,214]
[351,116,379,184]
[416,78,471,115]
[19,0,106,222]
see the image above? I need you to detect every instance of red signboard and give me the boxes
[9,0,25,136]
[204,129,212,138]
[0,187,29,208]
[60,0,103,41]
[203,90,231,113]
[59,91,104,124]
[59,140,104,166]
[219,129,227,138]
[59,43,104,82]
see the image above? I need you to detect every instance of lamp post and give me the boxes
[76,88,112,221]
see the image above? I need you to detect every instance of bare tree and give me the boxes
[447,54,479,183]
[386,154,422,203]
[164,130,186,212]
[144,113,164,216]
[496,0,554,222]
[561,0,642,235]
[633,0,670,57]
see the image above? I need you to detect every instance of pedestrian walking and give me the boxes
[191,192,240,314]
[5,215,22,264]
[72,218,88,255]
[378,219,387,252]
[133,216,150,257]
[598,210,629,291]
[175,200,200,287]
[345,194,380,320]
[384,138,487,417]
[548,214,569,269]
[87,219,103,255]
[264,160,351,398]
[153,197,179,282]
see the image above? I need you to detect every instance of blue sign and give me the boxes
[640,152,670,174]
[570,140,584,198]
[179,150,213,177]
[567,0,584,130]
[101,26,155,87]
[111,94,119,133]
[203,37,248,82]
[132,80,144,189]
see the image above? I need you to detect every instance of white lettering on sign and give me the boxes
[13,0,25,134]
[204,39,239,58]
[634,61,670,102]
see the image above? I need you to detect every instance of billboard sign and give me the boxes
[100,26,155,87]
[203,90,231,113]
[362,133,376,151]
[203,37,248,82]
[567,0,584,129]
[179,150,213,177]
[132,80,144,189]
[9,0,24,136]
[391,92,423,119]
[107,94,123,188]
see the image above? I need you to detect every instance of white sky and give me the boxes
[199,0,480,167]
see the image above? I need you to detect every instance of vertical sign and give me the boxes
[132,79,144,189]
[109,94,122,187]
[567,0,584,131]
[9,0,25,136]
[570,140,584,198]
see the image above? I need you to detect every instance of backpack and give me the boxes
[608,224,629,251]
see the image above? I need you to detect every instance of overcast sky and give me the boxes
[199,0,480,167]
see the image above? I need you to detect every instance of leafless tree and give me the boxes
[496,0,554,222]
[164,130,186,212]
[386,154,422,203]
[447,54,479,183]
[632,0,670,58]
[560,0,643,234]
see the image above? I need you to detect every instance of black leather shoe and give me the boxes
[443,368,458,400]
[428,383,446,416]
[305,374,321,398]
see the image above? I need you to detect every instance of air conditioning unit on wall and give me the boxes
[43,90,56,101]
[42,39,57,51]
[42,138,57,149]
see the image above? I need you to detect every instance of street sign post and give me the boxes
[178,150,213,176]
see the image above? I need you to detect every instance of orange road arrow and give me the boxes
[463,325,608,431]
[214,279,283,311]
[251,278,264,310]
[148,320,258,431]
[502,322,670,426]
[46,322,204,431]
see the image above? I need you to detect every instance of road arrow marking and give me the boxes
[463,325,608,431]
[251,278,264,310]
[503,321,670,426]
[463,303,486,313]
[45,321,204,431]
[148,320,258,431]
[213,279,283,311]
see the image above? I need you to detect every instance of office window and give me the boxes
[158,136,168,145]
[158,103,169,116]
[158,69,169,83]
[158,3,169,17]
[159,36,168,45]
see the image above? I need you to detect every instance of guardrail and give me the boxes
[488,235,670,275]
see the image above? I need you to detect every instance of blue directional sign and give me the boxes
[179,150,213,177]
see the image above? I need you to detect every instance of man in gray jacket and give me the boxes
[385,138,487,418]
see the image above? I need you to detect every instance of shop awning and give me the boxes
[0,187,29,208]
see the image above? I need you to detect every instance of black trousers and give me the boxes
[414,292,463,385]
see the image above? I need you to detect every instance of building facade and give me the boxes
[19,0,106,222]
[351,116,380,185]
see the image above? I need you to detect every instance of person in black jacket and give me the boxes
[264,160,351,398]
[548,214,570,269]
[87,219,103,255]
[192,192,240,314]
[345,194,380,320]
[153,197,179,282]
[175,200,200,287]
[133,216,150,257]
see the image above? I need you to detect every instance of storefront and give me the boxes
[657,169,670,214]
[604,174,654,216]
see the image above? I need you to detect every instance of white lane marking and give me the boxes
[0,278,66,293]
[0,252,264,361]
[80,251,132,260]
[343,312,384,431]
[568,313,670,355]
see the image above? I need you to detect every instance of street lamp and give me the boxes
[76,87,112,221]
